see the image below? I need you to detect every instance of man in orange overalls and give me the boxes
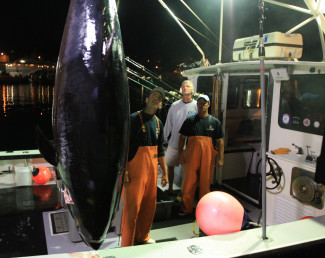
[178,94,224,216]
[121,87,168,247]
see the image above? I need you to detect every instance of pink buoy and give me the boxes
[196,191,244,235]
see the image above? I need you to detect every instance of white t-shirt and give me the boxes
[164,99,197,149]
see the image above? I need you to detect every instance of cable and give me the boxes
[192,220,201,236]
[179,0,233,56]
[176,17,219,48]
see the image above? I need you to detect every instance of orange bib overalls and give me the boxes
[181,136,218,214]
[121,112,159,247]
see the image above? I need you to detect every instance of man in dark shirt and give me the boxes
[178,94,224,216]
[121,87,168,247]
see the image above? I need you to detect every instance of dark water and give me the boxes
[0,82,170,152]
[0,84,53,151]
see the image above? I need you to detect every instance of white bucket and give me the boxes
[15,165,33,186]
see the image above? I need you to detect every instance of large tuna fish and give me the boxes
[37,0,129,250]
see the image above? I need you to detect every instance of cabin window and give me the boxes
[278,75,325,135]
[225,75,266,145]
[242,83,261,108]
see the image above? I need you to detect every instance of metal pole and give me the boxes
[258,0,267,240]
[218,0,224,63]
[158,0,207,63]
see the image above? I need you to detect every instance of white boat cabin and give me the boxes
[182,57,325,226]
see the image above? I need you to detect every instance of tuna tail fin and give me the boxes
[35,124,58,167]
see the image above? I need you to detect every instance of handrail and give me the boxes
[126,57,181,94]
[126,67,182,103]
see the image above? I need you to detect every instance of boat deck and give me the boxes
[1,172,324,257]
[0,173,262,257]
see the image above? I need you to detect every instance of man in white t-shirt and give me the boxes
[164,80,197,194]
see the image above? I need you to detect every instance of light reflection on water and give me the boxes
[1,84,54,116]
[0,84,54,151]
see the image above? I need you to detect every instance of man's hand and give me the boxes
[179,153,185,165]
[158,156,168,187]
[178,135,186,165]
[216,159,224,167]
[161,173,168,187]
[216,138,224,168]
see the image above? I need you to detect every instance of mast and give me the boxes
[258,0,267,241]
[218,0,224,63]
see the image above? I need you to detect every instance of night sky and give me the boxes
[0,0,323,71]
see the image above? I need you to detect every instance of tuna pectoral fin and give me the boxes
[35,124,58,167]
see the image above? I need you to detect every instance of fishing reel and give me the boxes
[256,156,283,190]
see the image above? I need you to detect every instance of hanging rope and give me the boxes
[180,0,219,40]
[176,17,219,48]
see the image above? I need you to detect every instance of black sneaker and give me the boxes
[165,189,174,195]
